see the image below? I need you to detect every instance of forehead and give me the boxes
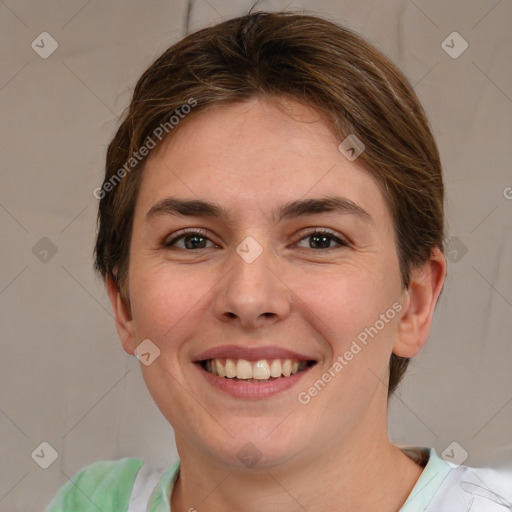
[135,97,390,225]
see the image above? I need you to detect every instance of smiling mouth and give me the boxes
[200,358,317,382]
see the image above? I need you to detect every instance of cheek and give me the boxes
[292,261,397,352]
[128,266,206,344]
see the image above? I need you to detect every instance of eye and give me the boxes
[295,228,349,250]
[162,227,349,251]
[163,229,218,250]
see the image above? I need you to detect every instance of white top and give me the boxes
[129,448,512,511]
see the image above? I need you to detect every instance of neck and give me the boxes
[170,424,424,512]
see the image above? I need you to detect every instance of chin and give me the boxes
[198,418,307,470]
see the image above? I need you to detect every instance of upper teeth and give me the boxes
[205,358,308,379]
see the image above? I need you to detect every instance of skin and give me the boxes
[107,97,446,512]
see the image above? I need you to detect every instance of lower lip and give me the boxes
[194,362,315,399]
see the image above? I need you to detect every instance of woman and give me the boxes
[45,10,511,512]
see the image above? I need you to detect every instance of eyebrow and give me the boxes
[146,196,374,225]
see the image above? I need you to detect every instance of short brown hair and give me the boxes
[94,10,445,394]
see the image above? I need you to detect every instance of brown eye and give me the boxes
[296,229,348,250]
[164,229,217,249]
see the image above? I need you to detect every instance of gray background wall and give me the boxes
[0,0,511,510]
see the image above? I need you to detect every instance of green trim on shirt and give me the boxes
[44,457,144,512]
[148,460,180,512]
[399,448,452,511]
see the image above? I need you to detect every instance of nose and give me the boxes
[212,241,292,329]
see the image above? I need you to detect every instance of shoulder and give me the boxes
[430,462,512,511]
[44,457,144,512]
[400,446,512,512]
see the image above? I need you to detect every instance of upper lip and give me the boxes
[193,345,317,362]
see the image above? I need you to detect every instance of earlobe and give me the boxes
[106,274,137,356]
[393,248,447,358]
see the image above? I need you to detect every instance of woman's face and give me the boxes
[122,97,409,468]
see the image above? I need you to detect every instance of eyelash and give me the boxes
[162,228,349,251]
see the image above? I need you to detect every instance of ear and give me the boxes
[393,247,447,358]
[106,274,137,356]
